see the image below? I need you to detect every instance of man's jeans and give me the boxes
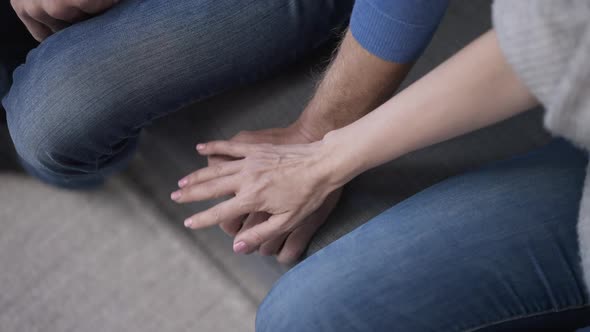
[257,139,590,331]
[1,0,354,188]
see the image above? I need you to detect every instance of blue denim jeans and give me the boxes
[1,0,353,188]
[257,139,590,332]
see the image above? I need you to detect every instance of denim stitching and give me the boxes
[463,304,590,332]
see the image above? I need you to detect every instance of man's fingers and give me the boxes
[219,216,245,237]
[47,5,88,23]
[38,14,69,33]
[259,235,287,257]
[239,211,287,256]
[74,0,121,14]
[172,176,237,203]
[237,212,268,254]
[184,198,251,230]
[178,160,243,188]
[19,14,52,41]
[276,190,340,264]
[277,221,322,265]
[233,215,289,254]
[196,141,260,159]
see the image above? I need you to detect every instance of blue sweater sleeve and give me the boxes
[350,0,449,63]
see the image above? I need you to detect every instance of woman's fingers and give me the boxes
[233,215,290,254]
[184,198,251,230]
[172,176,236,203]
[196,141,260,159]
[178,160,243,188]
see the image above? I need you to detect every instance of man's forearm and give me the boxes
[322,31,538,185]
[295,30,412,141]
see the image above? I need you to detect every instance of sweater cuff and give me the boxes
[350,0,447,63]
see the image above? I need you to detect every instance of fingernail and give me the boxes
[178,178,188,187]
[233,241,248,254]
[171,191,182,200]
[184,218,193,228]
[196,144,205,151]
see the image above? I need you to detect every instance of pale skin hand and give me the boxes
[199,30,413,263]
[173,140,340,255]
[10,0,120,41]
[172,31,539,253]
[206,125,342,264]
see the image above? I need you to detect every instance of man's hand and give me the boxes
[10,0,120,41]
[206,123,341,265]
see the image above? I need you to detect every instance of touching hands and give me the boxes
[11,0,120,41]
[208,126,342,263]
[172,136,343,264]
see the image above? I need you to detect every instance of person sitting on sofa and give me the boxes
[172,0,590,330]
[2,0,449,263]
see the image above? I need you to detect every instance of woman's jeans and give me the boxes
[1,0,354,188]
[257,139,590,332]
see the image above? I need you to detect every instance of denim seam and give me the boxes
[463,304,590,332]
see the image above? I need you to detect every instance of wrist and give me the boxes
[313,129,366,190]
[290,115,329,143]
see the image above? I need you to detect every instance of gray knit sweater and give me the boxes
[493,0,590,294]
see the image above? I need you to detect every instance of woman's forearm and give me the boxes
[323,31,539,185]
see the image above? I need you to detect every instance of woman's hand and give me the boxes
[207,125,343,264]
[171,140,343,254]
[11,0,120,41]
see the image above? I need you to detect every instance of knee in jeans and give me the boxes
[4,87,132,188]
[256,267,328,332]
[6,104,135,188]
[3,52,137,186]
[8,107,93,181]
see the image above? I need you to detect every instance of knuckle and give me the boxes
[26,5,44,18]
[276,221,291,234]
[212,206,222,224]
[236,194,258,211]
[44,4,62,18]
[212,164,223,177]
[278,249,302,264]
[248,229,264,246]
